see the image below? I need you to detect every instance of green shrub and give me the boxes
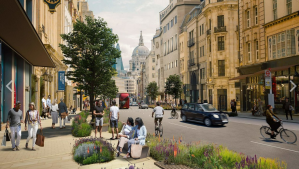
[146,134,287,169]
[72,111,92,137]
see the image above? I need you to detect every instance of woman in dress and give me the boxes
[265,105,281,139]
[116,117,134,157]
[51,99,59,129]
[123,117,147,158]
[25,102,42,150]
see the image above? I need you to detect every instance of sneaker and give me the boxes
[15,146,19,151]
[12,147,16,151]
[271,135,276,139]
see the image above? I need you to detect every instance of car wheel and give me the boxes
[204,118,212,127]
[182,115,187,122]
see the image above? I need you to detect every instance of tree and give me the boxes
[165,75,183,102]
[100,79,118,101]
[146,82,159,103]
[59,16,121,118]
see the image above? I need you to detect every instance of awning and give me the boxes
[229,74,255,80]
[253,65,296,75]
[0,0,55,67]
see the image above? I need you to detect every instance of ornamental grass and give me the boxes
[73,137,115,165]
[146,134,287,169]
[72,111,92,137]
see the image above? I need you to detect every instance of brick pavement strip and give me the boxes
[0,112,160,169]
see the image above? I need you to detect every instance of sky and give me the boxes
[88,0,169,70]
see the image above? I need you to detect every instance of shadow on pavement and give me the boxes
[180,121,227,128]
[260,138,284,144]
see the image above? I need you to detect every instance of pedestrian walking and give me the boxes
[109,100,119,140]
[47,95,52,118]
[51,99,59,129]
[25,102,42,150]
[93,101,104,138]
[58,98,68,129]
[6,101,23,151]
[41,95,47,119]
[283,98,293,120]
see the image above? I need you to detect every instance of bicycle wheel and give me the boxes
[159,124,163,137]
[280,129,297,144]
[260,126,271,139]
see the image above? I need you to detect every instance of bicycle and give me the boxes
[260,121,297,144]
[153,117,163,137]
[171,109,178,119]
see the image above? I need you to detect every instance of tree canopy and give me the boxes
[59,16,120,113]
[165,74,183,99]
[146,82,159,102]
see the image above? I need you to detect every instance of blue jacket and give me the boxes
[131,125,147,145]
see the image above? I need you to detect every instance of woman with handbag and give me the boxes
[123,117,147,159]
[116,117,134,157]
[58,98,68,129]
[25,102,42,150]
[51,99,59,129]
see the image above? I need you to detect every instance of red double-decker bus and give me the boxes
[119,93,130,109]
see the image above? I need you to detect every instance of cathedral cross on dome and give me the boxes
[139,31,144,46]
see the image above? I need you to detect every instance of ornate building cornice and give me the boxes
[264,12,299,28]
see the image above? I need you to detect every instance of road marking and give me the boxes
[168,122,196,130]
[251,141,299,153]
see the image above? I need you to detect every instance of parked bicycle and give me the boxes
[260,121,297,144]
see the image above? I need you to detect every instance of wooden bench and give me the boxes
[117,140,150,159]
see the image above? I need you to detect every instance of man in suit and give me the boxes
[58,98,68,129]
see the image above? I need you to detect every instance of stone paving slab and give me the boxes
[0,111,159,169]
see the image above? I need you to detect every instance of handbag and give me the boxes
[5,129,11,141]
[130,141,143,158]
[1,131,6,146]
[61,112,67,119]
[35,129,45,147]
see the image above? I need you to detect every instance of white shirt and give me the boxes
[136,129,140,137]
[110,106,119,120]
[42,98,46,108]
[123,125,132,135]
[51,104,59,112]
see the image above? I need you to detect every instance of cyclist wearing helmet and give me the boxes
[152,102,164,128]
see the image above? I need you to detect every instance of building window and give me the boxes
[203,45,204,56]
[172,62,174,68]
[209,89,213,104]
[171,19,174,27]
[217,15,224,27]
[202,24,204,34]
[163,26,166,33]
[287,0,292,15]
[217,0,223,2]
[152,66,155,70]
[200,26,202,36]
[254,6,258,25]
[272,36,276,59]
[164,42,166,55]
[168,23,170,30]
[218,60,225,76]
[152,58,155,62]
[175,16,177,24]
[171,37,174,51]
[247,43,251,61]
[255,40,259,60]
[200,47,202,57]
[277,34,281,58]
[218,36,224,51]
[209,61,212,77]
[281,32,286,57]
[246,10,250,28]
[175,34,178,50]
[209,19,211,30]
[168,40,169,53]
[273,0,277,20]
[200,68,205,79]
[209,39,211,52]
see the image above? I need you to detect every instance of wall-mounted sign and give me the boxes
[43,0,61,14]
[58,71,65,91]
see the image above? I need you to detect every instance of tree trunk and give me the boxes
[90,92,95,122]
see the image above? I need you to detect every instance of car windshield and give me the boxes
[201,104,217,111]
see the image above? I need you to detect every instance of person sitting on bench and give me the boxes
[116,117,134,157]
[123,117,147,159]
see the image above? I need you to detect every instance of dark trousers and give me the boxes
[285,110,293,120]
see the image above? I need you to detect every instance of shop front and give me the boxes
[0,0,55,129]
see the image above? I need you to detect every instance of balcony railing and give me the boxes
[207,29,211,35]
[188,58,196,67]
[214,26,226,33]
[187,38,195,47]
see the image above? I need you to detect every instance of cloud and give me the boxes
[89,0,169,68]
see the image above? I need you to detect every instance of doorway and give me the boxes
[217,89,227,111]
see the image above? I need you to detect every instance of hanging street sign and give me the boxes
[58,71,65,91]
[43,0,61,14]
[265,70,272,90]
[290,80,297,92]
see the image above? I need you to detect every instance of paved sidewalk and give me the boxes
[0,111,159,169]
[233,111,299,124]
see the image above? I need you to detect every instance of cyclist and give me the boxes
[265,105,281,139]
[152,102,164,129]
[171,100,176,117]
